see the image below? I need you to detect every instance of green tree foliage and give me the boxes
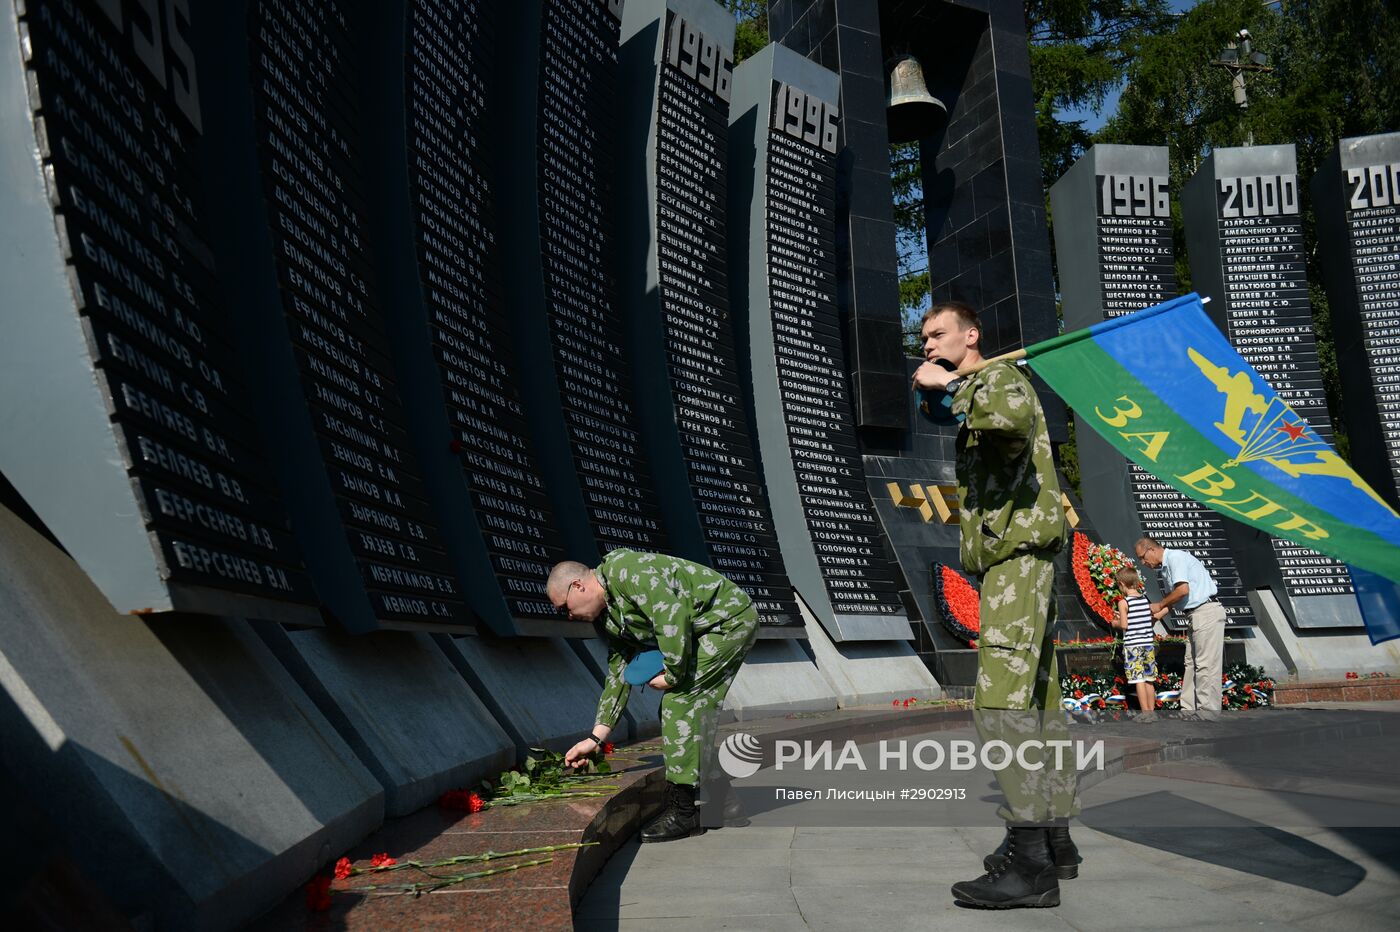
[728,0,768,64]
[1026,0,1174,185]
[892,141,930,353]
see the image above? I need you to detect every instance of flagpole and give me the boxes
[954,349,1026,376]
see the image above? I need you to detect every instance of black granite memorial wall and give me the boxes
[767,0,910,432]
[239,0,471,630]
[621,0,802,631]
[1051,145,1251,627]
[1184,145,1362,628]
[730,44,909,641]
[529,0,670,558]
[1315,132,1400,512]
[1,0,316,619]
[395,0,566,627]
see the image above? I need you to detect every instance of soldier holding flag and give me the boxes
[914,300,1082,909]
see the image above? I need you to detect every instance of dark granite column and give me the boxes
[1051,144,1252,629]
[1183,145,1362,630]
[888,0,1065,442]
[730,43,910,640]
[769,0,910,432]
[1314,133,1400,511]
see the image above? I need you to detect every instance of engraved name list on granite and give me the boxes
[249,0,469,625]
[535,0,671,557]
[1211,170,1353,598]
[764,79,904,622]
[1095,169,1251,621]
[1315,134,1400,514]
[1340,160,1400,490]
[400,0,565,619]
[646,3,802,626]
[3,0,315,616]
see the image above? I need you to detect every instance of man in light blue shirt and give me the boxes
[1135,537,1226,722]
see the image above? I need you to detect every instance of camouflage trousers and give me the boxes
[974,551,1080,823]
[662,604,760,785]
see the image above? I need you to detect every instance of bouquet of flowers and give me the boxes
[1059,663,1275,721]
[933,562,980,647]
[1071,531,1136,626]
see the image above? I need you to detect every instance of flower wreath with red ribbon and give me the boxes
[1071,531,1135,627]
[933,562,980,647]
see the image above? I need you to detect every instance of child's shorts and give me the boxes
[1124,644,1157,684]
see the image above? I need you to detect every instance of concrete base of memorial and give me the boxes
[1250,589,1400,680]
[722,639,840,719]
[257,625,512,818]
[1234,626,1294,681]
[573,638,663,740]
[437,634,601,753]
[0,505,384,932]
[803,601,943,706]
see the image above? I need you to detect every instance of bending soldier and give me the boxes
[548,548,758,842]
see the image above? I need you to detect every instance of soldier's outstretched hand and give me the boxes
[564,739,597,769]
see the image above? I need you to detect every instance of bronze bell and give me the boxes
[885,53,947,144]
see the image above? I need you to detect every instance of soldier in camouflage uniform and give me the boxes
[914,301,1080,909]
[549,549,758,842]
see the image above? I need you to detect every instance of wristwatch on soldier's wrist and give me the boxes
[944,376,966,395]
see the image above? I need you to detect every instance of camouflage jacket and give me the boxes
[950,360,1067,576]
[592,549,752,728]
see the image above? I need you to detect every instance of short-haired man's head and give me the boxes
[921,301,982,343]
[1133,536,1164,568]
[548,560,608,621]
[919,301,983,367]
[1115,566,1142,591]
[546,561,590,602]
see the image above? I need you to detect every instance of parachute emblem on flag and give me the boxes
[1188,347,1395,513]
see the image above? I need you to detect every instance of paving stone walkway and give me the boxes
[576,704,1400,931]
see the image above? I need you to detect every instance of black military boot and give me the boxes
[983,819,1081,879]
[700,776,751,829]
[953,824,1061,908]
[640,781,703,843]
[721,790,750,828]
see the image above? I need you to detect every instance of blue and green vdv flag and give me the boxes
[1023,293,1400,644]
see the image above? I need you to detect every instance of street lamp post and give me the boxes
[1212,28,1274,146]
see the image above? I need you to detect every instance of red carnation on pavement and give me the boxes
[438,788,487,812]
[370,852,396,868]
[334,857,353,880]
[305,875,332,912]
